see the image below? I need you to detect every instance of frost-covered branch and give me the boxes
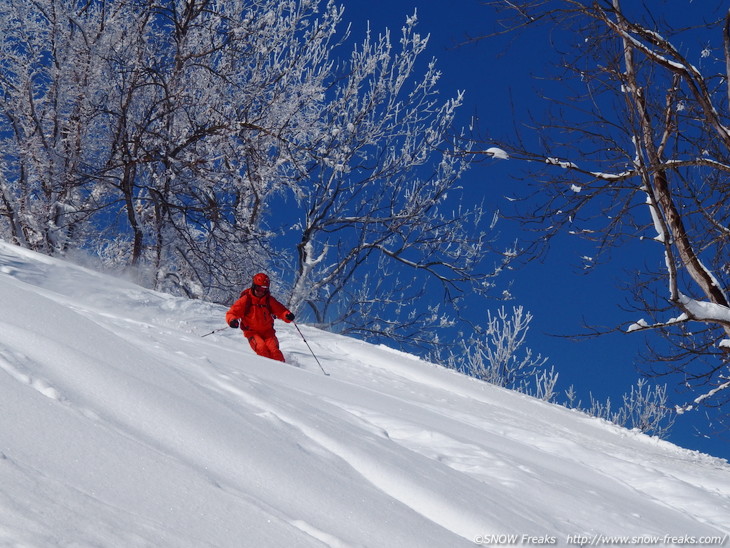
[459,306,549,389]
[286,12,506,344]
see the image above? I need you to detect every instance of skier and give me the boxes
[226,273,295,362]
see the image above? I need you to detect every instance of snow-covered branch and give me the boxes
[485,0,730,422]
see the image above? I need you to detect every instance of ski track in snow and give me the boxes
[0,241,729,547]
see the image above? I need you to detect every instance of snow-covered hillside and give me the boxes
[0,241,728,547]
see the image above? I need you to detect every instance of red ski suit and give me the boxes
[225,288,293,362]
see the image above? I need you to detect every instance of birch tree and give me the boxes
[481,1,730,420]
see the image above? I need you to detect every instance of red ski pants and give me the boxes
[246,333,285,362]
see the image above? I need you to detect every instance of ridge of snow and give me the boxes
[0,240,728,547]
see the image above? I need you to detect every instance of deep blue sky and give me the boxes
[341,0,729,460]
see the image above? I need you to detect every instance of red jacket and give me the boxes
[226,288,292,337]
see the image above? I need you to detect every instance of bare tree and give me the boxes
[478,1,730,421]
[286,15,511,346]
[0,0,507,348]
[92,0,338,299]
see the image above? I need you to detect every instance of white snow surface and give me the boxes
[0,241,728,547]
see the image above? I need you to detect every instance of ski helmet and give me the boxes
[252,272,270,288]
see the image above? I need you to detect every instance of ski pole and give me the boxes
[293,322,329,376]
[201,326,228,337]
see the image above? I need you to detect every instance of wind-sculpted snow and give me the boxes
[0,241,728,547]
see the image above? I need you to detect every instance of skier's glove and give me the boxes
[229,319,240,329]
[285,312,295,322]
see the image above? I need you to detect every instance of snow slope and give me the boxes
[0,241,728,548]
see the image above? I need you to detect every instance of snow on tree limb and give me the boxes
[677,294,730,327]
[676,378,730,414]
[482,0,730,422]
